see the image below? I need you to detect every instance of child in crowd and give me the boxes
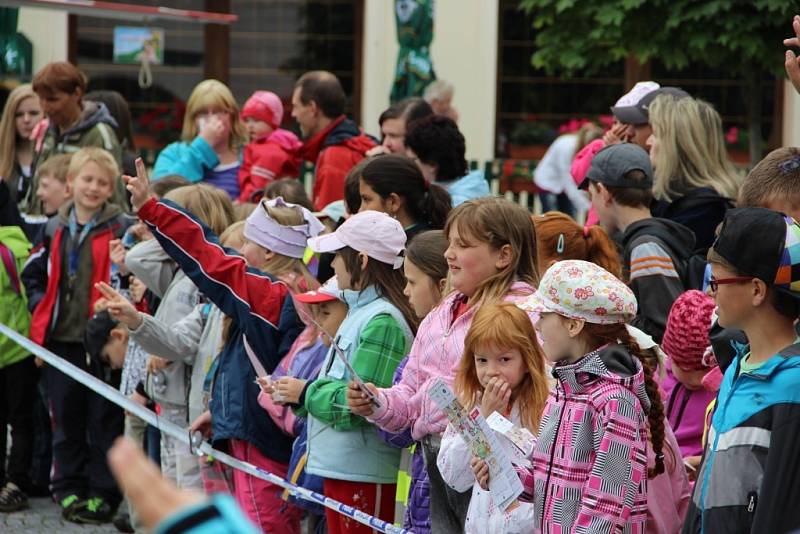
[474,260,667,532]
[125,158,321,533]
[117,184,235,493]
[438,302,549,533]
[348,197,539,532]
[0,154,72,242]
[299,210,417,534]
[84,310,129,372]
[377,229,450,534]
[238,91,302,203]
[0,226,33,513]
[683,208,800,534]
[660,290,717,466]
[532,210,622,278]
[22,146,130,524]
[738,146,800,221]
[583,143,695,342]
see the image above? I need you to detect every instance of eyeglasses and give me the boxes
[708,276,752,293]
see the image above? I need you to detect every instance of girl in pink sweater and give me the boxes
[347,197,539,532]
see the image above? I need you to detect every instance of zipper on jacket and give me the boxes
[747,491,757,514]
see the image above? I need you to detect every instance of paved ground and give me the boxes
[1,498,119,534]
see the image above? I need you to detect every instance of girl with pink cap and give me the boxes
[238,91,302,203]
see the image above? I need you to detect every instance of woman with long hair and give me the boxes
[153,79,247,200]
[0,84,43,210]
[648,96,741,252]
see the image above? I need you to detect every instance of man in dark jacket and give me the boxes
[291,70,376,211]
[583,143,694,342]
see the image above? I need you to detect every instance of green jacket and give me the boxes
[0,226,31,368]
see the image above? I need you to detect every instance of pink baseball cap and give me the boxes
[294,276,342,304]
[307,210,406,269]
[241,91,283,129]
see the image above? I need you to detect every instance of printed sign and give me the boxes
[113,27,164,65]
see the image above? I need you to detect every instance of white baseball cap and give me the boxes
[307,210,406,269]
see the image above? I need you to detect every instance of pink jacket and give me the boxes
[516,343,649,533]
[571,138,605,228]
[368,282,535,440]
[646,423,691,534]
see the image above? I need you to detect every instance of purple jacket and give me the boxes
[660,365,715,458]
[377,357,431,534]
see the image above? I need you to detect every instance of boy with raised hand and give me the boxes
[682,208,800,534]
[22,146,130,525]
[583,142,695,342]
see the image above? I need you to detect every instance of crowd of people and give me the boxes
[1,15,800,534]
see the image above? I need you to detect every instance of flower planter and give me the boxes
[507,144,549,160]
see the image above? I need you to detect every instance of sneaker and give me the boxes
[0,482,29,512]
[69,497,116,525]
[60,494,84,520]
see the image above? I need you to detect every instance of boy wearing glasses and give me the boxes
[683,207,800,534]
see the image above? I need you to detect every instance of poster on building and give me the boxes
[113,27,164,65]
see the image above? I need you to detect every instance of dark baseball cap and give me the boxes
[84,310,119,365]
[712,207,800,296]
[611,86,691,125]
[579,143,653,190]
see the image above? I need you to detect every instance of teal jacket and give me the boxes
[302,285,413,483]
[153,137,219,182]
[0,226,31,368]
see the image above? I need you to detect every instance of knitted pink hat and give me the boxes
[661,290,716,372]
[241,91,283,129]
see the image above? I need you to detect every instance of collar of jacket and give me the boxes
[300,115,347,161]
[341,284,381,309]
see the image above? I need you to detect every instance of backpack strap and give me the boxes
[0,243,21,295]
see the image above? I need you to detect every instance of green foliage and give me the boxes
[518,0,795,77]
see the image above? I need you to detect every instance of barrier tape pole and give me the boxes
[0,323,412,534]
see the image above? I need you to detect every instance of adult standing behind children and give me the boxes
[85,90,138,177]
[404,115,489,206]
[0,84,42,212]
[366,97,433,157]
[153,80,246,200]
[647,95,740,252]
[22,146,130,524]
[683,208,800,534]
[237,90,302,203]
[29,62,126,215]
[291,70,376,210]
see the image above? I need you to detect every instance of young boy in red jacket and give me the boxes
[22,146,130,524]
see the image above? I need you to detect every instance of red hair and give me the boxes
[533,212,622,278]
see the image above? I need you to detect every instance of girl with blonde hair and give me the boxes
[648,95,741,251]
[153,79,247,199]
[0,84,42,209]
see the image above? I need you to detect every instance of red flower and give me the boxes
[595,307,607,316]
[574,287,595,300]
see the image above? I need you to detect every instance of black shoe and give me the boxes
[113,511,134,533]
[59,494,84,521]
[0,482,29,512]
[69,497,116,525]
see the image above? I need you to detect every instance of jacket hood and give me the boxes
[441,169,490,206]
[621,217,696,256]
[553,343,650,413]
[0,226,31,257]
[266,128,303,154]
[51,101,118,138]
[58,201,123,226]
[301,115,376,161]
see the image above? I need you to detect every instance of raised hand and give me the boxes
[109,239,130,275]
[96,281,142,328]
[785,15,800,94]
[124,158,154,213]
[199,114,228,149]
[480,376,511,418]
[346,381,378,416]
